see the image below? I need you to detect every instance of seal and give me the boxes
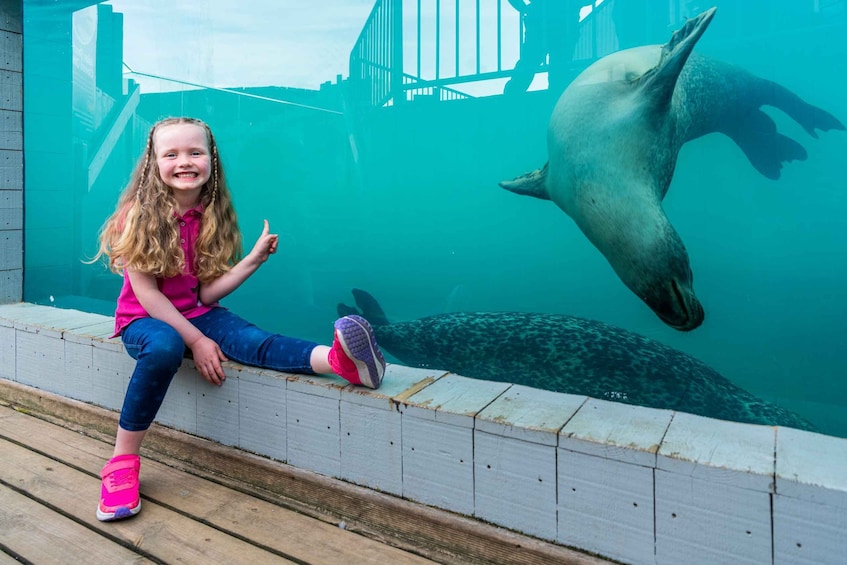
[500,7,844,331]
[339,288,815,431]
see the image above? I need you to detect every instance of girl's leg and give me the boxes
[116,317,186,454]
[191,307,319,373]
[190,308,385,388]
[309,345,332,374]
[113,429,147,458]
[98,317,184,522]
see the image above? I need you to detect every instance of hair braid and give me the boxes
[136,133,153,202]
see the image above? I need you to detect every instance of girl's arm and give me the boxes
[199,219,278,305]
[127,269,228,385]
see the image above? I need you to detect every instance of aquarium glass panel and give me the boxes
[23,0,847,436]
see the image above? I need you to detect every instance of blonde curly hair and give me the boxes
[92,117,242,284]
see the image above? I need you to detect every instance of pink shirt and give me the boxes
[113,206,218,336]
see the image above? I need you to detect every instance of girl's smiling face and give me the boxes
[153,123,212,200]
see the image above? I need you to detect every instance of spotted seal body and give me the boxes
[500,8,844,331]
[340,288,815,431]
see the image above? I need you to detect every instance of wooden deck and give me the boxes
[0,381,608,565]
[0,403,437,564]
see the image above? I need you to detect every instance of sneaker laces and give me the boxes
[104,467,137,491]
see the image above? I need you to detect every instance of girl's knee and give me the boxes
[140,332,186,369]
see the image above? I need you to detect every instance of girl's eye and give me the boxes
[165,152,176,158]
[192,151,203,156]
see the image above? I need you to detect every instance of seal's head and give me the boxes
[567,181,705,332]
[609,214,704,331]
[627,236,704,332]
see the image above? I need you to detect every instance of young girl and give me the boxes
[92,117,386,522]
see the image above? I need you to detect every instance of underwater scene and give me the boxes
[23,1,847,436]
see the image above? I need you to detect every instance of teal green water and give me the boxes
[22,1,847,436]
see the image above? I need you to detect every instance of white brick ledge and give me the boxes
[0,302,844,565]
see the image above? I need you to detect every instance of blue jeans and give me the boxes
[119,307,319,431]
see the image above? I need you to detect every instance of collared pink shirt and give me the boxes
[113,206,218,336]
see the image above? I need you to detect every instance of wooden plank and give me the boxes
[655,469,772,565]
[2,304,107,334]
[0,438,288,563]
[196,362,240,447]
[654,414,775,564]
[0,550,24,565]
[0,325,13,379]
[343,364,445,411]
[475,431,558,541]
[774,427,847,564]
[62,319,116,343]
[238,368,287,462]
[472,380,584,541]
[286,371,348,397]
[14,330,64,389]
[776,427,847,503]
[0,405,434,565]
[401,373,512,427]
[0,439,294,564]
[402,415,475,515]
[338,365,443,495]
[773,494,847,565]
[400,375,512,515]
[287,387,343,478]
[339,399,403,495]
[476,385,585,445]
[61,339,95,401]
[657,412,775,492]
[155,364,199,434]
[0,302,40,326]
[0,484,153,564]
[560,397,673,468]
[558,451,655,565]
[284,373,348,478]
[89,345,133,410]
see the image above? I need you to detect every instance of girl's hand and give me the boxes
[196,220,278,305]
[248,219,279,265]
[188,335,229,386]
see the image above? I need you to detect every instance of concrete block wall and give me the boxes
[0,0,22,303]
[1,302,845,565]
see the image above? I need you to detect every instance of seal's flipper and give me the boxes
[767,82,847,139]
[637,7,717,112]
[726,109,807,180]
[337,302,360,318]
[352,288,391,326]
[499,162,551,200]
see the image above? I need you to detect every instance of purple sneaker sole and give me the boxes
[96,500,141,522]
[334,315,386,389]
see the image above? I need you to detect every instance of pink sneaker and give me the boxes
[97,454,141,521]
[328,315,386,389]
